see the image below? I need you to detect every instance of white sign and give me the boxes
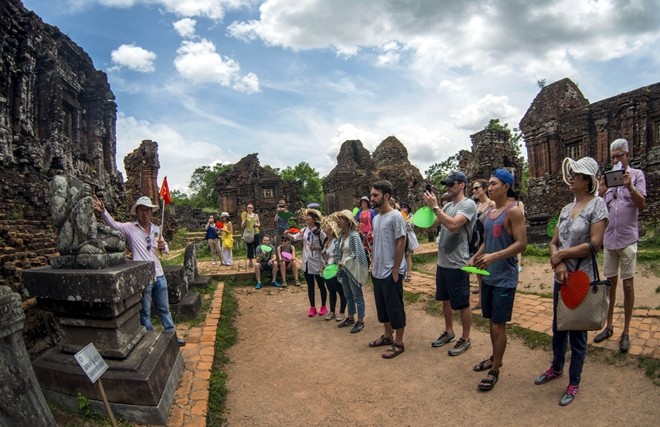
[74,343,109,384]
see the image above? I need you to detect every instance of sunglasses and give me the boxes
[472,186,482,191]
[445,182,457,188]
[146,236,152,251]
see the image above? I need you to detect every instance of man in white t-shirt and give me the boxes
[367,180,408,359]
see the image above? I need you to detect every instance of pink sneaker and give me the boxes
[319,306,328,317]
[308,307,317,317]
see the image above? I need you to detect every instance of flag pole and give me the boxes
[160,198,166,242]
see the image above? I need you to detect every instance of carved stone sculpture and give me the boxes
[49,175,126,269]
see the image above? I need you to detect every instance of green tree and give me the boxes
[280,162,323,207]
[189,163,233,208]
[170,189,191,207]
[425,154,459,189]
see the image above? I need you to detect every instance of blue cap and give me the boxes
[492,169,514,186]
[441,171,468,185]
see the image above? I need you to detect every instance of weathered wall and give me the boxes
[323,136,426,212]
[459,128,524,189]
[0,0,125,296]
[520,78,660,221]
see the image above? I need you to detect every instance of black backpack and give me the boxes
[466,218,484,256]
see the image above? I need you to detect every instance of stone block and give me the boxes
[171,291,201,318]
[57,303,146,358]
[22,261,154,318]
[33,331,181,407]
[163,265,188,304]
[189,275,212,290]
[41,345,184,426]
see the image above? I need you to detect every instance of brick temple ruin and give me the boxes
[520,78,660,223]
[214,153,300,235]
[323,136,426,212]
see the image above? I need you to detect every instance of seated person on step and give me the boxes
[254,235,280,289]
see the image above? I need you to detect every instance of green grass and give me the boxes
[403,291,422,304]
[207,284,239,427]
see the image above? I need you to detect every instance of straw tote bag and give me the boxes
[557,242,611,331]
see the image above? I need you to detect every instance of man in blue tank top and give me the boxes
[471,169,526,392]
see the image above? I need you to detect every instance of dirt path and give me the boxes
[224,284,659,426]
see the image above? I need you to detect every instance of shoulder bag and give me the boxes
[556,242,611,331]
[242,227,254,244]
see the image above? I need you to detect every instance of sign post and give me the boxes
[74,343,118,427]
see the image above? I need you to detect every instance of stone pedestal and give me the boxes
[0,286,55,426]
[22,262,154,358]
[21,261,183,425]
[35,332,183,425]
[164,265,201,318]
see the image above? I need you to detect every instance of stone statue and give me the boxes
[50,175,126,269]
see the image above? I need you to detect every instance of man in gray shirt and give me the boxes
[423,171,477,356]
[367,180,408,359]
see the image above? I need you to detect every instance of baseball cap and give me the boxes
[491,169,517,198]
[441,171,468,185]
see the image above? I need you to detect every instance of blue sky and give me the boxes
[23,0,660,193]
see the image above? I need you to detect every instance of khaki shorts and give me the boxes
[207,238,221,254]
[604,243,637,280]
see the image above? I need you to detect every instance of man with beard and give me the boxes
[423,171,477,356]
[367,180,408,358]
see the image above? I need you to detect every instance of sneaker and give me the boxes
[325,312,336,321]
[248,261,254,268]
[255,282,262,289]
[620,334,630,353]
[593,327,613,343]
[559,384,579,406]
[336,313,345,322]
[431,331,455,348]
[294,281,302,287]
[448,338,471,356]
[534,368,563,385]
[308,307,317,317]
[271,280,281,288]
[319,306,328,317]
[337,318,355,328]
[350,322,365,333]
[176,336,186,346]
[281,281,287,288]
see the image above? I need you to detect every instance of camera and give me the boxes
[425,184,433,193]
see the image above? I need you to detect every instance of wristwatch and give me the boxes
[432,206,440,211]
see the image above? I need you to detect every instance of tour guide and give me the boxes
[93,195,185,346]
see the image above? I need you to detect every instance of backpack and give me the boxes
[465,218,483,256]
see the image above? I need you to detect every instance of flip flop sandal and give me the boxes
[382,343,405,359]
[478,370,499,392]
[369,335,394,348]
[473,356,494,372]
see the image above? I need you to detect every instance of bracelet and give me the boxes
[432,206,440,210]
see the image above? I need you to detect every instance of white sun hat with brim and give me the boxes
[562,157,599,195]
[130,196,159,215]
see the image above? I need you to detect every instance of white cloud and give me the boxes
[173,18,197,38]
[173,38,260,92]
[452,94,520,131]
[110,43,157,72]
[116,112,237,192]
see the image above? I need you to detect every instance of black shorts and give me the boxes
[259,261,273,271]
[372,274,406,330]
[481,283,516,323]
[435,266,470,310]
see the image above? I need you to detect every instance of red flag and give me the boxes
[159,176,171,206]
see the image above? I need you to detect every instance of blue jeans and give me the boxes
[551,282,587,385]
[140,275,175,332]
[338,269,365,319]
